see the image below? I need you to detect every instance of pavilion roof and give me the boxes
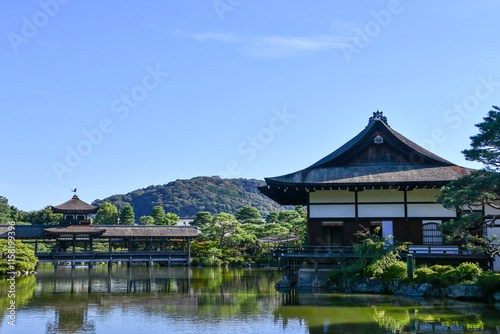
[51,195,99,214]
[259,111,475,205]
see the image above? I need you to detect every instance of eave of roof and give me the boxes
[0,225,199,239]
[51,195,99,213]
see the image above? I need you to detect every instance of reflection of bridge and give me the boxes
[36,250,191,268]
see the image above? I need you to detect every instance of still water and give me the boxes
[2,264,500,334]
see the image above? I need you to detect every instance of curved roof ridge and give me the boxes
[308,118,455,169]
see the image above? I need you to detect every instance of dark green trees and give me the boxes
[438,106,500,253]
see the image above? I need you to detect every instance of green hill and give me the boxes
[93,176,288,221]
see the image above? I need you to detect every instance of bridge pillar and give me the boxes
[71,261,75,269]
[89,260,93,269]
[54,261,58,270]
[128,260,132,268]
[108,261,113,268]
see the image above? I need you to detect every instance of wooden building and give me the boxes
[0,194,198,268]
[259,112,497,266]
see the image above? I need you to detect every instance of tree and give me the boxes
[119,205,135,225]
[192,211,213,227]
[151,206,165,224]
[437,106,500,254]
[94,202,118,225]
[0,240,38,273]
[0,196,12,224]
[201,213,245,249]
[19,207,62,225]
[235,206,263,224]
[139,215,155,225]
[162,212,179,225]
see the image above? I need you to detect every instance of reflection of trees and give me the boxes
[0,274,37,330]
[273,293,500,334]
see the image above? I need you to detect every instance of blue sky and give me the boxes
[1,0,499,211]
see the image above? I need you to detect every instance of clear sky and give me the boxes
[1,0,499,211]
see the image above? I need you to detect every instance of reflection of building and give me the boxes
[260,112,495,266]
[0,194,198,267]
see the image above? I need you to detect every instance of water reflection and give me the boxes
[1,265,500,333]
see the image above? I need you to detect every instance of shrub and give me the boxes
[430,264,453,275]
[328,269,343,284]
[426,272,441,286]
[191,257,200,266]
[457,262,482,281]
[478,272,500,292]
[414,267,434,284]
[363,264,383,278]
[381,261,407,282]
[440,269,463,287]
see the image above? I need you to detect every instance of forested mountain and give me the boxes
[93,177,289,220]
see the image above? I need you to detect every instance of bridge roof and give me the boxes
[0,225,198,239]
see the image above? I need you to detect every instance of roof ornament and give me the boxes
[71,188,78,199]
[368,110,388,125]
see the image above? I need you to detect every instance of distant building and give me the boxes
[0,194,198,268]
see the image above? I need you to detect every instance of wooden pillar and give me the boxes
[72,235,76,254]
[90,237,93,252]
[187,239,191,267]
[35,239,38,254]
[109,239,112,253]
[128,239,132,252]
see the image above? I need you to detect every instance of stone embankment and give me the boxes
[275,271,497,300]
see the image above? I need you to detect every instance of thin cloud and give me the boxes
[181,31,352,59]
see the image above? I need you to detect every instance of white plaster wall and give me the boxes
[407,203,456,217]
[309,205,356,218]
[488,226,500,272]
[358,189,403,203]
[485,205,500,216]
[309,190,355,203]
[406,188,441,202]
[358,204,405,218]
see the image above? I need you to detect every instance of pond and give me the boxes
[1,264,500,333]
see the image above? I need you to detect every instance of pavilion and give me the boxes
[0,194,198,268]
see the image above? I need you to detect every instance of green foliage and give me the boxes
[426,272,441,286]
[328,269,343,284]
[478,272,500,292]
[414,267,434,284]
[457,262,482,280]
[119,205,135,225]
[17,206,62,225]
[235,206,262,224]
[93,177,290,218]
[139,215,155,225]
[437,107,500,255]
[381,261,408,283]
[0,240,38,274]
[0,196,12,224]
[440,269,463,287]
[345,226,408,278]
[151,206,165,224]
[430,264,454,275]
[94,202,118,225]
[162,212,180,225]
[463,106,500,170]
